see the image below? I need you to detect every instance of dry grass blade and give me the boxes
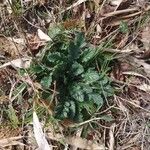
[122,71,148,78]
[137,83,150,92]
[33,111,52,150]
[61,0,87,13]
[104,48,133,53]
[103,5,150,17]
[0,136,24,148]
[122,71,150,82]
[119,96,150,114]
[103,7,138,17]
[108,123,115,150]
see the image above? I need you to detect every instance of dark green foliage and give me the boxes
[29,28,114,122]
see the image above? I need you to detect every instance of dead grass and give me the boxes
[0,0,150,149]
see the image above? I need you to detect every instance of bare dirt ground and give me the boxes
[0,0,150,150]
